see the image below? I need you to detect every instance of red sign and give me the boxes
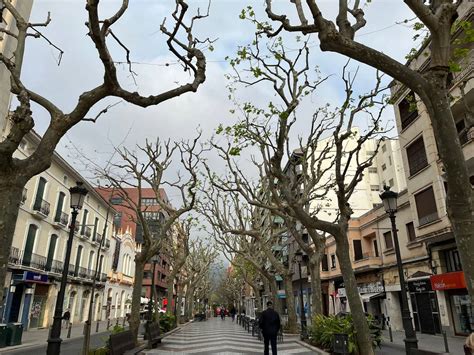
[430,271,466,290]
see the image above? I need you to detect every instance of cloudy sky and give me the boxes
[21,0,417,202]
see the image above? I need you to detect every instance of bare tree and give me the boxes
[0,0,209,302]
[213,29,389,351]
[261,0,474,300]
[99,135,203,341]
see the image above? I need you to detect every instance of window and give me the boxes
[81,209,89,235]
[368,167,377,174]
[353,240,363,261]
[330,254,336,269]
[23,224,38,267]
[406,222,416,241]
[389,179,394,187]
[382,164,387,171]
[371,185,379,191]
[114,212,122,228]
[444,249,462,272]
[141,198,158,206]
[321,254,329,271]
[373,239,379,257]
[110,196,123,205]
[54,192,66,223]
[399,91,418,129]
[415,186,438,226]
[92,217,99,241]
[74,245,83,275]
[383,231,393,249]
[45,234,58,271]
[33,177,47,211]
[143,211,160,220]
[407,137,428,176]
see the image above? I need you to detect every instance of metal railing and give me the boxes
[9,247,47,270]
[82,226,92,239]
[33,199,50,217]
[54,211,69,226]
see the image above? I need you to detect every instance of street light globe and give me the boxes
[379,185,398,214]
[69,181,88,210]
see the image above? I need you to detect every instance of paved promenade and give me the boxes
[145,317,318,354]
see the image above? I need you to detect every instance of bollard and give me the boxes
[107,318,111,329]
[388,325,393,343]
[67,322,72,338]
[96,320,100,333]
[442,330,449,353]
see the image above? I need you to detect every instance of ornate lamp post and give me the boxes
[47,182,88,355]
[147,254,160,347]
[380,186,418,353]
[294,251,307,340]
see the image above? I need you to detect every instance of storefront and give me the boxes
[408,278,441,334]
[358,281,385,323]
[431,271,473,336]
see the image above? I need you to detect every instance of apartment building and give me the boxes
[97,188,172,308]
[1,132,115,330]
[388,1,473,337]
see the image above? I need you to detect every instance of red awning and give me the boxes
[430,271,466,291]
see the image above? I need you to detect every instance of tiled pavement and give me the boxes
[144,318,317,354]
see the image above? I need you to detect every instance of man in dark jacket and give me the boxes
[259,301,281,355]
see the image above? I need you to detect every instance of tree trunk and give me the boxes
[130,256,145,343]
[309,250,323,317]
[283,275,298,334]
[423,74,474,303]
[0,179,26,304]
[166,276,175,314]
[185,287,194,319]
[335,232,373,355]
[176,287,184,324]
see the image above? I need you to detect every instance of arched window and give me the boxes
[46,234,58,271]
[99,255,104,274]
[54,192,66,223]
[80,209,89,235]
[74,245,83,275]
[23,224,38,267]
[88,250,95,271]
[33,177,47,211]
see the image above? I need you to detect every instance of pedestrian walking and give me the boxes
[62,309,71,328]
[221,306,226,320]
[230,307,236,322]
[259,301,281,355]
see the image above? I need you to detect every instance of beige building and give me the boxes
[2,132,115,329]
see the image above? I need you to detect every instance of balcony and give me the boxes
[95,233,102,246]
[73,224,80,234]
[97,272,108,283]
[32,199,50,219]
[8,247,47,270]
[21,188,27,205]
[68,264,76,277]
[81,226,92,240]
[353,251,382,270]
[54,211,69,228]
[118,272,134,285]
[46,259,64,274]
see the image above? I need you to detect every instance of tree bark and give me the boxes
[176,286,184,324]
[309,250,323,316]
[0,178,26,304]
[130,256,145,343]
[335,231,373,355]
[166,277,175,315]
[283,275,298,334]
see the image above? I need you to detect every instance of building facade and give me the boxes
[1,132,115,329]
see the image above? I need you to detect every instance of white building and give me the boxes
[1,132,115,329]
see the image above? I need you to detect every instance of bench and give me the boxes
[109,330,146,355]
[145,322,164,349]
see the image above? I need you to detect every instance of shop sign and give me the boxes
[430,271,466,291]
[277,290,286,299]
[408,279,432,293]
[23,271,48,283]
[337,288,346,297]
[358,282,384,294]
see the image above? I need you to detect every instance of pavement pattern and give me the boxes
[144,318,317,354]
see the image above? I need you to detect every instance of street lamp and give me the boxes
[294,251,307,340]
[147,254,160,347]
[47,182,88,355]
[380,186,418,353]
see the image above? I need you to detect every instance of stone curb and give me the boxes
[295,340,330,355]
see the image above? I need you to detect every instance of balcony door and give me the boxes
[33,177,47,210]
[54,192,65,222]
[45,234,58,271]
[74,245,83,275]
[23,224,38,267]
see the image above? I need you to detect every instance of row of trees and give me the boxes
[0,1,472,353]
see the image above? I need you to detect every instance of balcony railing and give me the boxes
[21,188,27,205]
[54,211,69,227]
[33,199,50,217]
[46,259,64,274]
[9,247,47,270]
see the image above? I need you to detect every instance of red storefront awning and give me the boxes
[430,271,466,291]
